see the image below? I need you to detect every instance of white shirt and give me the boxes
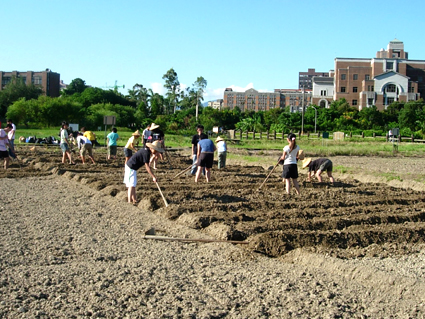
[77,135,92,149]
[0,130,9,151]
[8,123,16,140]
[283,145,300,165]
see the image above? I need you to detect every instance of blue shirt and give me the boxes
[198,138,215,153]
[107,132,119,146]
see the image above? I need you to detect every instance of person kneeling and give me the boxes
[124,141,164,205]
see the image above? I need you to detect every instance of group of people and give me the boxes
[279,133,335,195]
[60,122,97,165]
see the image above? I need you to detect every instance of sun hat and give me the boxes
[19,136,26,143]
[150,123,160,130]
[215,136,224,142]
[298,149,305,160]
[302,158,312,169]
[146,140,164,153]
[132,130,141,136]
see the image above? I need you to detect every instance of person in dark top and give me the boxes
[195,134,216,183]
[150,123,165,166]
[191,124,207,175]
[302,157,335,184]
[124,141,164,204]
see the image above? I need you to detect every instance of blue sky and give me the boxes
[2,0,424,102]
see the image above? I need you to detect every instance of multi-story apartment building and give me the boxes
[223,88,284,111]
[299,68,330,90]
[0,69,61,97]
[333,39,423,110]
[274,89,312,113]
[207,99,223,110]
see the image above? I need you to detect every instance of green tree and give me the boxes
[162,68,180,114]
[62,78,87,95]
[0,76,43,117]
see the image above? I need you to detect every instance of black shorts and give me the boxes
[282,164,298,179]
[0,150,9,159]
[124,148,133,158]
[198,153,213,169]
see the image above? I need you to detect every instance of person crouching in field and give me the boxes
[195,134,216,183]
[123,140,164,205]
[77,133,96,164]
[279,133,301,195]
[215,136,227,169]
[302,158,335,184]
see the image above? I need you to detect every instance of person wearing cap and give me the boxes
[215,136,227,169]
[302,157,335,184]
[149,123,165,167]
[195,134,216,183]
[76,132,96,164]
[124,140,164,205]
[0,124,13,169]
[191,124,206,175]
[279,133,301,195]
[124,130,141,164]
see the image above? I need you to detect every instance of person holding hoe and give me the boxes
[302,157,335,184]
[279,133,301,195]
[123,140,164,205]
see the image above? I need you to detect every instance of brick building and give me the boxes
[333,39,423,110]
[0,69,61,97]
[274,89,312,113]
[223,88,284,111]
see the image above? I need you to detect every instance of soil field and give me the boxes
[2,145,425,260]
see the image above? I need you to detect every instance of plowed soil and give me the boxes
[3,145,425,259]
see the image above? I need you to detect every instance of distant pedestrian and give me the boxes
[195,134,216,183]
[0,124,13,169]
[81,127,97,146]
[149,123,165,168]
[215,136,227,169]
[77,133,96,164]
[6,119,16,159]
[124,140,164,205]
[302,157,335,184]
[124,130,141,164]
[191,125,206,175]
[60,122,76,165]
[142,124,151,146]
[279,133,301,195]
[106,128,119,160]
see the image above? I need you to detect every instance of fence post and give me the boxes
[245,131,248,139]
[350,131,352,138]
[273,130,276,140]
[253,130,255,140]
[411,134,414,142]
[318,132,320,138]
[259,130,262,139]
[267,130,269,140]
[398,135,401,143]
[239,130,242,140]
[307,131,310,138]
[362,132,364,138]
[373,132,376,138]
[386,133,389,142]
[282,131,285,141]
[298,131,301,139]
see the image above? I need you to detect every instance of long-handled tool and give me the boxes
[257,160,281,191]
[173,164,193,179]
[155,182,169,207]
[143,235,248,245]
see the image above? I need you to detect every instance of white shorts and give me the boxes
[123,164,137,187]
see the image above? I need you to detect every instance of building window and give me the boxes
[352,100,358,106]
[353,87,358,93]
[368,98,374,106]
[320,90,327,96]
[365,74,370,80]
[341,74,346,80]
[1,77,11,86]
[408,86,415,93]
[386,84,396,93]
[340,87,346,93]
[387,97,395,104]
[32,76,42,85]
[353,74,358,80]
[386,61,394,70]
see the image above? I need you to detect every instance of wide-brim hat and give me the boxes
[132,130,141,136]
[146,140,164,153]
[215,136,224,142]
[150,123,160,130]
[302,158,312,169]
[298,149,305,160]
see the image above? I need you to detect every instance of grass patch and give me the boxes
[333,165,352,174]
[378,172,403,182]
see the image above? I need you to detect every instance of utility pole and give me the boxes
[301,86,305,134]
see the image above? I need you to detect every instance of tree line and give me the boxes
[1,68,424,138]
